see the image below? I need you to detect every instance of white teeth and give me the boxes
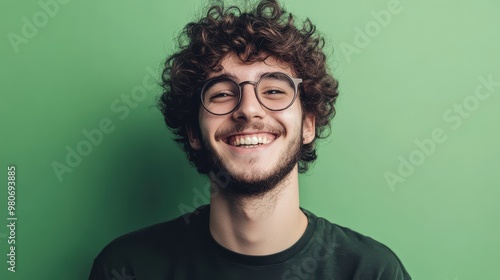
[229,135,274,146]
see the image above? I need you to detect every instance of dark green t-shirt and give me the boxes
[89,204,411,279]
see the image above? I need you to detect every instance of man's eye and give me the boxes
[264,89,285,95]
[210,92,236,101]
[264,89,284,94]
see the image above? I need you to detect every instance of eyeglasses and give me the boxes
[200,72,302,115]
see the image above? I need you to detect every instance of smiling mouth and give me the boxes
[224,133,277,148]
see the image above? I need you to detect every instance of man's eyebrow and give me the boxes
[209,73,238,81]
[208,72,273,82]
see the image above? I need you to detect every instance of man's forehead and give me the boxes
[207,54,294,80]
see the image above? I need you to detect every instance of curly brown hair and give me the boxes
[158,0,339,174]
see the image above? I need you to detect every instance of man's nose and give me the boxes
[231,83,267,121]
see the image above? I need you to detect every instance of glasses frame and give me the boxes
[200,72,303,116]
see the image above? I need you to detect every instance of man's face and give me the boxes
[189,54,315,197]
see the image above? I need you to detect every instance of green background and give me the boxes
[1,0,499,279]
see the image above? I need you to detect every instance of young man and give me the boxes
[89,1,411,279]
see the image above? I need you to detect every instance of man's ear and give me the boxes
[186,124,202,150]
[302,113,316,145]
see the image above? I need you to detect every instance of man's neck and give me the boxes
[208,168,308,256]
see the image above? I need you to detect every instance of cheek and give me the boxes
[281,106,304,131]
[198,112,222,143]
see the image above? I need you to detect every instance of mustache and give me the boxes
[214,121,284,140]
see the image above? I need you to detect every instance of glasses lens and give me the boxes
[257,73,296,110]
[202,78,240,115]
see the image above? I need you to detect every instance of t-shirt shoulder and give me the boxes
[91,206,208,277]
[98,218,180,256]
[311,213,411,279]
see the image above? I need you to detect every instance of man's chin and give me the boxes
[210,167,272,197]
[224,166,270,182]
[211,161,296,199]
[219,175,281,199]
